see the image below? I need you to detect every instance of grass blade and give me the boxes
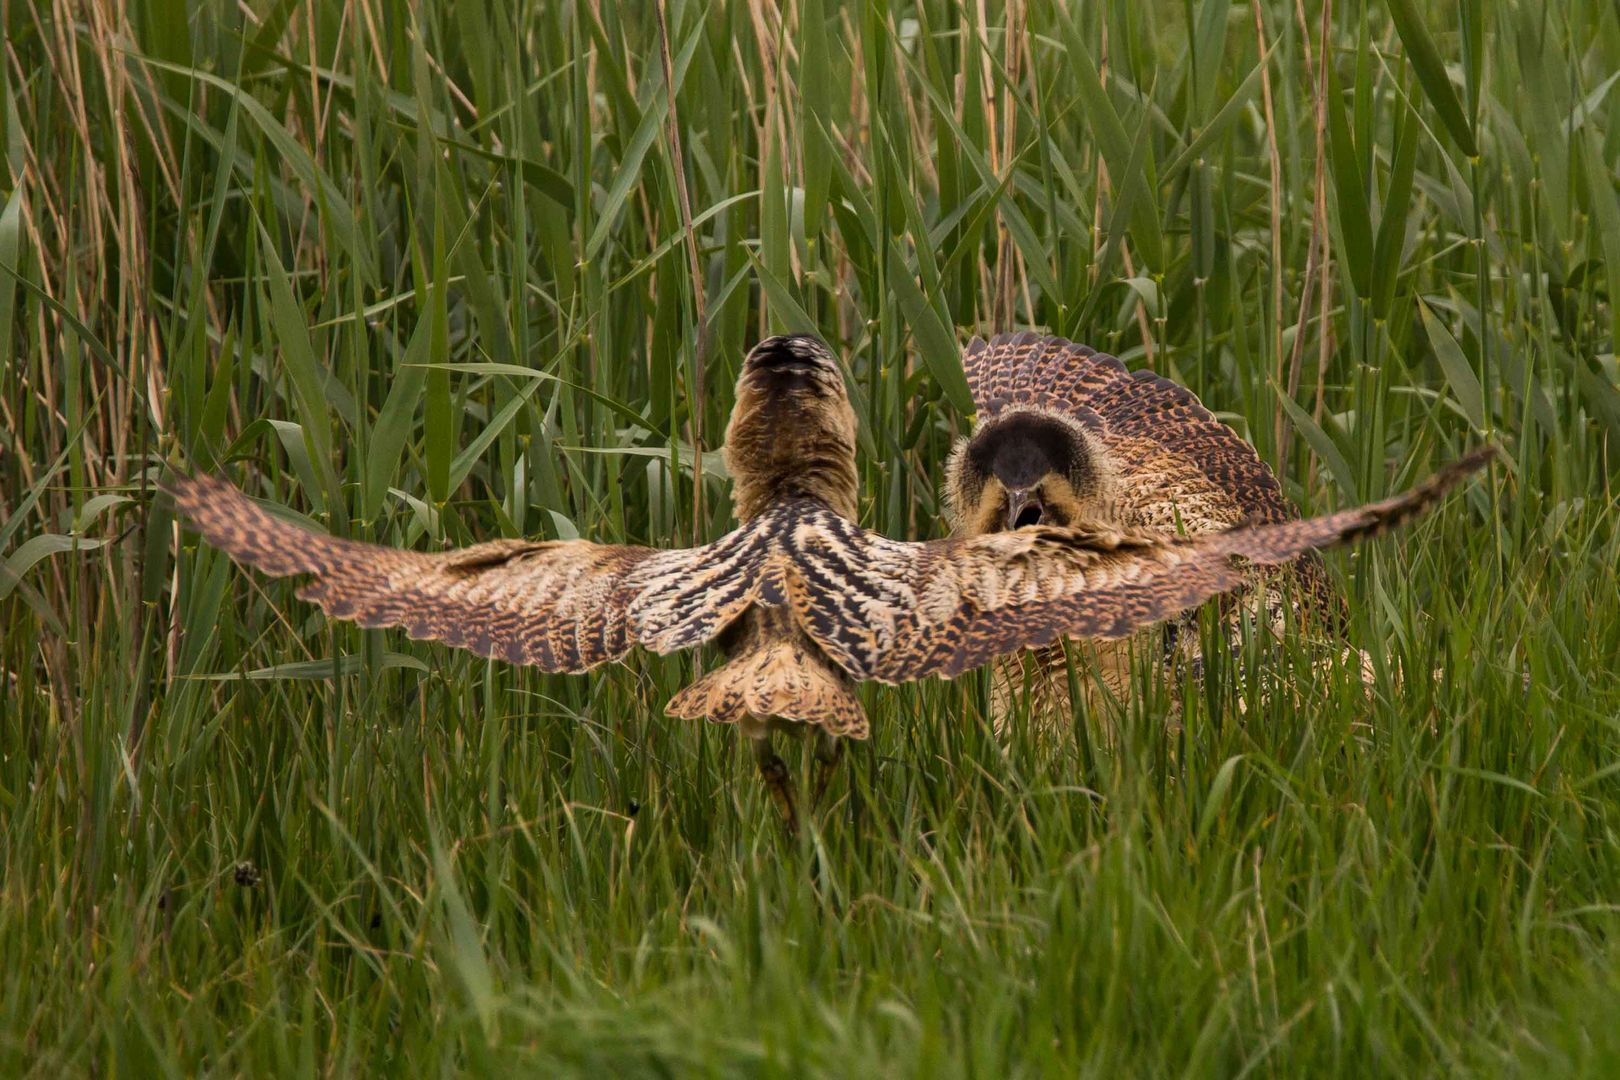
[1383,0,1479,156]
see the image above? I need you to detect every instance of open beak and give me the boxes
[1005,488,1043,530]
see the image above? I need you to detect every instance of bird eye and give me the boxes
[1014,505,1042,528]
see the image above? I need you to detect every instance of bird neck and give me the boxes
[725,403,859,523]
[730,452,859,522]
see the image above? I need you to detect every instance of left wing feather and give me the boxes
[165,473,769,671]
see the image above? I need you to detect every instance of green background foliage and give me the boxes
[2,0,1618,1073]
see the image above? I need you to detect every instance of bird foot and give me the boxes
[810,731,844,809]
[752,737,800,837]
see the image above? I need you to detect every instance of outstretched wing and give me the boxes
[963,332,1294,528]
[165,473,772,671]
[784,449,1492,683]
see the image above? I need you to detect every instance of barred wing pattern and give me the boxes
[165,474,770,671]
[169,449,1488,689]
[963,331,1131,424]
[963,332,1296,527]
[783,449,1492,683]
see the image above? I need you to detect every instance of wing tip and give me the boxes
[1368,442,1497,526]
[166,470,340,580]
[160,469,233,512]
[1220,443,1498,562]
[1441,442,1500,481]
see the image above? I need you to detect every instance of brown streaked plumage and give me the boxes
[945,332,1371,726]
[168,333,1491,832]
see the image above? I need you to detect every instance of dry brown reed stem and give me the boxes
[656,0,709,534]
[1281,0,1333,469]
[1251,0,1285,454]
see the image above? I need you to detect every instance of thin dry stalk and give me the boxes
[1251,0,1285,453]
[1096,13,1154,366]
[1309,2,1334,443]
[656,0,709,530]
[1281,0,1332,467]
[356,0,391,79]
[997,1,1021,329]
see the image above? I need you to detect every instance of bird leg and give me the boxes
[810,730,844,809]
[752,734,799,837]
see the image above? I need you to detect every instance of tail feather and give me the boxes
[666,642,868,738]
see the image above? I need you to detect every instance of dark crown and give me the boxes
[744,334,835,372]
[966,412,1090,488]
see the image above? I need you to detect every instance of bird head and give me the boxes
[725,334,859,522]
[738,332,845,387]
[945,409,1101,533]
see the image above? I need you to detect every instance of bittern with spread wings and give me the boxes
[168,334,1491,832]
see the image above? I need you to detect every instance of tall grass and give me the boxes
[2,0,1617,1073]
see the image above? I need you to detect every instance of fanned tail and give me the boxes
[666,641,868,739]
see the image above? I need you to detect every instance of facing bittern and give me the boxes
[946,332,1350,724]
[167,334,1492,832]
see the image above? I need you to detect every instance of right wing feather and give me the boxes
[785,449,1493,683]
